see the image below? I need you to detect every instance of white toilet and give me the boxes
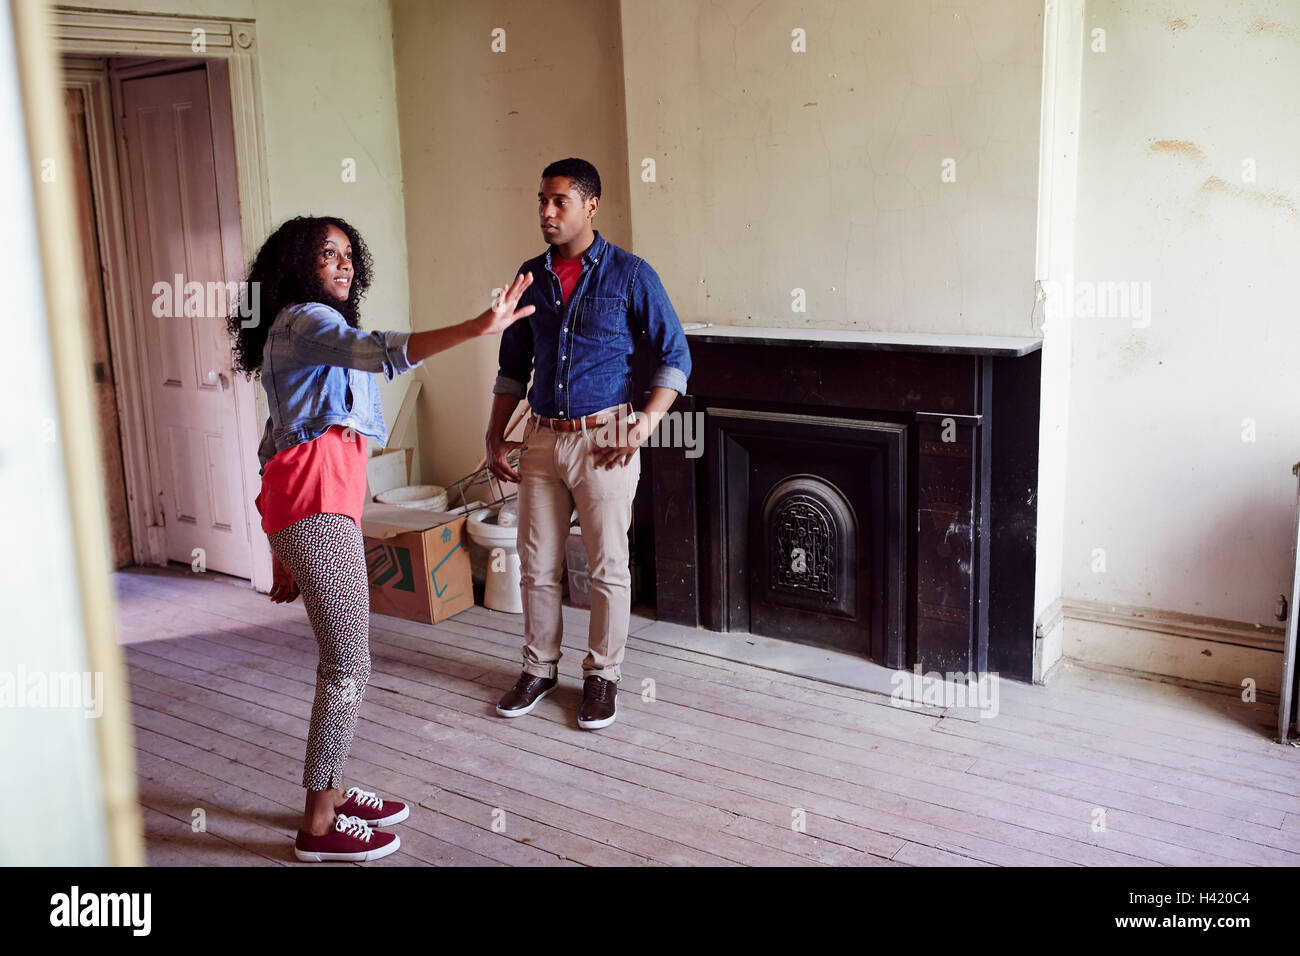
[466,505,523,613]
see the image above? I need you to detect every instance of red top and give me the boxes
[552,254,583,304]
[255,425,369,535]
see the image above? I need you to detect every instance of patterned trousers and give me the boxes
[268,512,371,791]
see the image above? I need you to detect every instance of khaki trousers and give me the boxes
[517,405,640,683]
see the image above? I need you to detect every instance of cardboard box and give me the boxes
[361,504,473,624]
[365,447,412,502]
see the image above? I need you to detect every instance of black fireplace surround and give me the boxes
[631,326,1043,683]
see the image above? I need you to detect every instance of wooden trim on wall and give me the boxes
[1063,598,1285,654]
[51,6,253,55]
[1032,596,1064,684]
[10,0,143,867]
[53,3,274,593]
[1062,598,1285,700]
[1029,0,1083,682]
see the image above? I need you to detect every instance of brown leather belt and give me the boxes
[531,411,617,433]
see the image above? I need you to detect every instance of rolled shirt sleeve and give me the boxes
[492,373,527,398]
[649,364,689,396]
[287,302,421,380]
[631,260,692,395]
[494,279,536,398]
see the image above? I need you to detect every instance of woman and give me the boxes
[228,216,532,862]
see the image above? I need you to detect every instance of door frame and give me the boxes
[55,7,274,592]
[61,60,156,565]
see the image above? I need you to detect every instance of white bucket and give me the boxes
[375,484,449,511]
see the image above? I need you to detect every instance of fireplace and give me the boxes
[633,325,1044,682]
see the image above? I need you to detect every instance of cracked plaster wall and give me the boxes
[619,0,1044,334]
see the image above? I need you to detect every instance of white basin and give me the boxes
[376,484,448,511]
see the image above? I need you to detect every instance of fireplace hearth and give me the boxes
[634,325,1044,682]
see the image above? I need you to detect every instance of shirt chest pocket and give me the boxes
[576,295,630,343]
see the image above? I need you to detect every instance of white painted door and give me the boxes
[120,67,251,577]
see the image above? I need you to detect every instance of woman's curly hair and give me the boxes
[227,215,373,375]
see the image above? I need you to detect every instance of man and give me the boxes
[485,158,691,730]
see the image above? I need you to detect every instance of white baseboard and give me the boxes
[1061,598,1284,698]
[1033,598,1065,684]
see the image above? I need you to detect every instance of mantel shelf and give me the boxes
[683,323,1043,357]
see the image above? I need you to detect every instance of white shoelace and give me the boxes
[344,786,384,810]
[335,814,374,842]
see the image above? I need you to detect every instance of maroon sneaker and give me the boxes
[335,786,410,827]
[294,814,400,863]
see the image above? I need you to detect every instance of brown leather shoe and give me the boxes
[495,672,558,717]
[577,675,617,730]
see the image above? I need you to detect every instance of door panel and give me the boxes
[165,425,195,523]
[203,430,235,531]
[121,67,251,577]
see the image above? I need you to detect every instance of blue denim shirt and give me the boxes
[257,301,421,471]
[493,232,691,418]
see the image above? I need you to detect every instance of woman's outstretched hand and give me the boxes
[474,272,535,336]
[406,272,537,364]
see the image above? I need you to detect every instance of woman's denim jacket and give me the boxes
[257,302,420,472]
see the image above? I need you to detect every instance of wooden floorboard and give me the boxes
[198,606,1293,863]
[115,567,1300,866]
